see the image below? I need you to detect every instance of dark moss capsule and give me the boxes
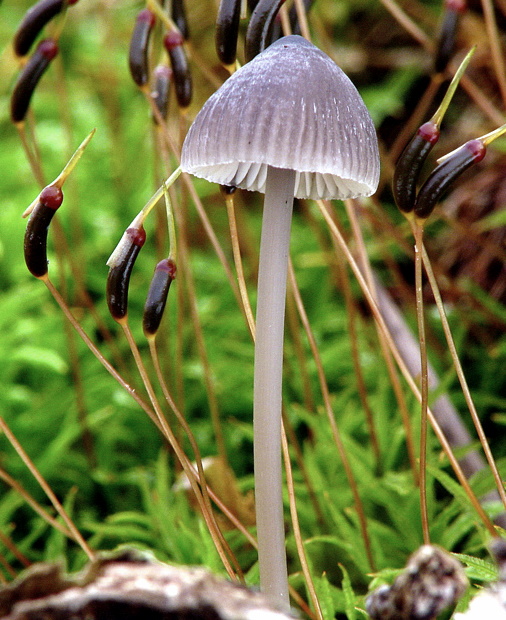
[13,0,79,57]
[129,9,156,88]
[11,38,59,124]
[172,0,189,40]
[164,31,192,109]
[392,121,440,214]
[414,139,485,220]
[151,64,172,124]
[106,227,146,321]
[142,258,177,336]
[434,0,467,73]
[216,0,242,67]
[245,0,286,62]
[24,185,63,278]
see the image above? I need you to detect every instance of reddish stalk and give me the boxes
[0,466,72,537]
[224,190,256,339]
[174,201,229,467]
[42,276,163,430]
[333,247,382,469]
[412,221,430,544]
[317,199,498,537]
[343,199,418,483]
[117,318,241,581]
[288,260,376,572]
[0,418,95,560]
[0,553,16,579]
[285,294,315,415]
[281,425,324,620]
[377,0,432,50]
[421,244,506,511]
[0,530,31,568]
[480,0,506,105]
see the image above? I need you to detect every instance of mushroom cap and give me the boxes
[181,35,380,200]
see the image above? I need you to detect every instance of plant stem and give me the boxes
[0,417,95,560]
[225,191,256,340]
[421,244,506,511]
[317,197,498,537]
[254,166,295,607]
[281,424,324,620]
[287,258,376,572]
[413,222,430,545]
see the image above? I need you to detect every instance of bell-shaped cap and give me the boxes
[181,35,380,200]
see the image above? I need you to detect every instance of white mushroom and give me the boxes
[181,34,379,607]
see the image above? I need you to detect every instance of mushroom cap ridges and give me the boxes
[181,35,380,200]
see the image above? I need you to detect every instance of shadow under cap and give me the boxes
[181,35,380,200]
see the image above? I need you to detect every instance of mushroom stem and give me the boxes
[254,165,295,607]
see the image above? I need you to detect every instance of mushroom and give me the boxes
[180,34,379,606]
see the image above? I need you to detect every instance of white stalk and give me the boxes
[254,166,295,607]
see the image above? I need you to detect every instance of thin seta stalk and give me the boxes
[223,185,256,340]
[480,0,506,105]
[412,220,431,544]
[0,465,74,539]
[22,145,243,580]
[0,530,30,570]
[0,417,94,560]
[343,198,411,479]
[117,315,244,581]
[408,121,506,539]
[133,66,246,322]
[281,425,324,620]
[288,257,376,572]
[117,319,242,580]
[143,183,252,567]
[106,176,243,582]
[173,184,229,466]
[421,241,506,511]
[316,198,498,537]
[21,132,159,425]
[393,47,478,542]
